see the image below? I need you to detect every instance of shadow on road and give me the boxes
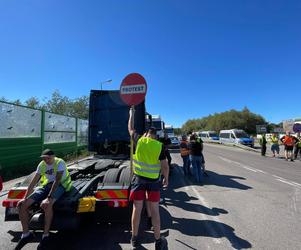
[6,164,251,250]
[171,164,252,190]
[162,209,252,250]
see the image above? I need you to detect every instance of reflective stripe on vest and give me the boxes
[133,137,162,179]
[271,136,279,144]
[180,141,189,156]
[39,157,72,191]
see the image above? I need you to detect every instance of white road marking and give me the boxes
[276,179,299,187]
[218,156,301,189]
[175,167,224,246]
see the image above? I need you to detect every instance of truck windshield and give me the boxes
[235,132,249,138]
[165,128,173,134]
[152,121,163,130]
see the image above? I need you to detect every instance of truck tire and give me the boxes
[118,167,131,184]
[103,168,121,183]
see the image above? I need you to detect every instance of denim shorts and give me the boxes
[271,144,279,153]
[27,183,65,203]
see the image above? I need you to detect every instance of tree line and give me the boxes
[178,107,281,135]
[1,90,89,119]
[1,93,280,135]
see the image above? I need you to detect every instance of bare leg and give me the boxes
[19,199,35,234]
[145,200,151,217]
[42,200,54,235]
[149,201,160,240]
[131,200,143,237]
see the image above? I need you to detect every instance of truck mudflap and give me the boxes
[92,183,132,223]
[2,187,27,221]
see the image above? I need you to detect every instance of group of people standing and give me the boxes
[259,132,301,161]
[179,134,206,184]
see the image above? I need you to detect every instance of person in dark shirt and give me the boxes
[259,134,267,156]
[160,133,172,168]
[188,134,204,183]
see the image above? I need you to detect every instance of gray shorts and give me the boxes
[27,183,65,203]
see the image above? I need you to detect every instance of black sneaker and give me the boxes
[15,232,34,250]
[37,235,51,250]
[290,159,294,162]
[131,236,139,249]
[155,236,168,250]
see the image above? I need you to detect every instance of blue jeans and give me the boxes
[182,155,191,175]
[190,155,203,183]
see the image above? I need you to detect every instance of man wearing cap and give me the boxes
[15,149,72,250]
[128,107,169,250]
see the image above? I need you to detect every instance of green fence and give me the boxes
[0,101,88,180]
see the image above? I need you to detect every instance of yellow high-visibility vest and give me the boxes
[271,136,279,144]
[133,137,162,179]
[39,157,72,191]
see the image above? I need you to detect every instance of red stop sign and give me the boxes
[120,73,147,106]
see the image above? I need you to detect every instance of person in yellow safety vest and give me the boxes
[294,132,301,160]
[128,107,168,250]
[16,149,72,250]
[180,135,191,176]
[270,133,280,157]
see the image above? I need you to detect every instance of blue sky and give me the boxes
[0,0,300,127]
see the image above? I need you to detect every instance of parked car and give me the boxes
[219,129,254,147]
[169,136,180,149]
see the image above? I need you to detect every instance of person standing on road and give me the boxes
[180,135,191,176]
[294,132,301,160]
[160,133,172,169]
[270,133,280,157]
[128,107,169,250]
[188,134,204,184]
[259,134,267,156]
[280,132,296,161]
[16,149,72,250]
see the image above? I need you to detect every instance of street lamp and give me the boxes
[100,79,112,90]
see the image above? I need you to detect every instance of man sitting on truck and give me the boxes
[128,107,169,250]
[15,149,72,250]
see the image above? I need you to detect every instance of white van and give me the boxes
[219,129,254,147]
[198,131,219,141]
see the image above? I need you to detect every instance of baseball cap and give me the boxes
[40,149,55,157]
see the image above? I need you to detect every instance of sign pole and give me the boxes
[119,72,147,176]
[130,105,135,175]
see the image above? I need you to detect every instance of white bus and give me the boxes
[219,129,254,147]
[198,131,219,141]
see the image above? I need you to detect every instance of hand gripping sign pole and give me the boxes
[120,73,147,175]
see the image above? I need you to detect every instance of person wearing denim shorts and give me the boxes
[16,149,72,250]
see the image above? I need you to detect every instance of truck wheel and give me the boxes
[103,168,121,183]
[118,167,131,184]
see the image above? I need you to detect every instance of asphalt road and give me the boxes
[1,144,301,250]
